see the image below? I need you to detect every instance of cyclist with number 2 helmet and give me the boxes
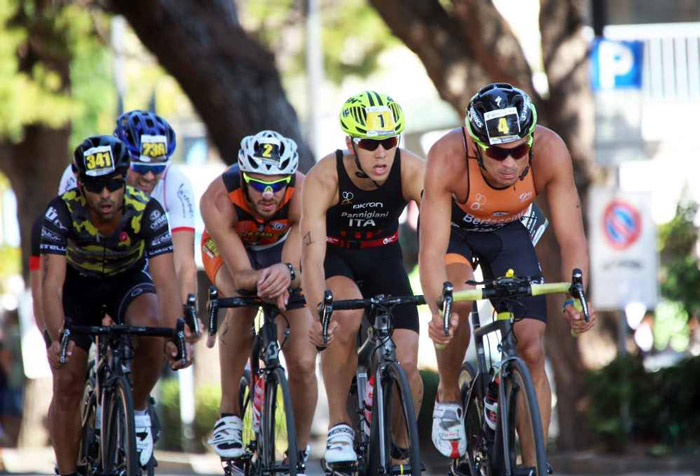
[200,130,317,471]
[419,83,596,467]
[303,91,425,466]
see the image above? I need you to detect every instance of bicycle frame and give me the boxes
[207,287,298,475]
[60,318,187,474]
[319,292,425,474]
[441,268,590,476]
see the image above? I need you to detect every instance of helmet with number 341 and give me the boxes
[73,135,130,181]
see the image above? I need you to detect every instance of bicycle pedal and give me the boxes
[321,458,358,475]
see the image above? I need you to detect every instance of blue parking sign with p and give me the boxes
[591,38,643,90]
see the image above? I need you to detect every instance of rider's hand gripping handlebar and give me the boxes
[316,289,334,352]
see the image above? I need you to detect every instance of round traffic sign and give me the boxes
[603,199,641,250]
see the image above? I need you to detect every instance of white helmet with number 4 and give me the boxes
[237,130,299,175]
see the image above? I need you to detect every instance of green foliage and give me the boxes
[0,0,114,147]
[156,378,221,453]
[318,0,398,83]
[586,355,700,450]
[0,244,21,287]
[653,301,690,352]
[241,0,397,84]
[658,194,700,319]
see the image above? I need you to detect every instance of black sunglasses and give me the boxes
[480,135,533,161]
[353,136,398,151]
[82,177,126,194]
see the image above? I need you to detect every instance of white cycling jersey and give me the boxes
[58,163,195,232]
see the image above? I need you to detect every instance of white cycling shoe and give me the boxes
[432,401,467,458]
[324,424,357,464]
[135,413,154,467]
[208,415,244,459]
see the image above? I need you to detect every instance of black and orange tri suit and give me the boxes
[201,164,304,308]
[447,128,547,321]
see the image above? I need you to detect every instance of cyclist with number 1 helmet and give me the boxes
[303,91,425,465]
[419,83,596,466]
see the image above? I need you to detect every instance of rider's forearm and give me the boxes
[560,239,590,290]
[419,251,448,316]
[302,258,325,318]
[175,260,197,303]
[232,269,263,292]
[42,285,64,342]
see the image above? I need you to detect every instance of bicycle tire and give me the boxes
[101,376,139,476]
[239,367,258,474]
[456,362,492,476]
[77,376,99,475]
[368,361,421,476]
[261,367,297,475]
[498,358,547,476]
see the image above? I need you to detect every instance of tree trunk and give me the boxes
[0,1,73,448]
[108,0,315,171]
[370,0,595,449]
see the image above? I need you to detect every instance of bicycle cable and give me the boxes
[277,308,292,350]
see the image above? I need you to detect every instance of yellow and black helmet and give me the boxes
[339,91,405,139]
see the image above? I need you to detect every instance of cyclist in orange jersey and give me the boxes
[419,83,597,467]
[200,131,316,470]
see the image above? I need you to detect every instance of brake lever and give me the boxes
[59,319,72,365]
[317,289,334,352]
[441,281,454,337]
[207,286,219,337]
[184,293,200,338]
[569,268,590,323]
[174,318,187,367]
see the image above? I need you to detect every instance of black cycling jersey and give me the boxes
[40,186,173,278]
[325,149,406,243]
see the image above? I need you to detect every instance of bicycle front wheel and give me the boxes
[260,367,297,475]
[77,377,99,474]
[458,362,491,476]
[368,361,421,476]
[101,376,139,476]
[499,358,547,476]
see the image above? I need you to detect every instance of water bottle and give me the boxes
[363,375,375,435]
[483,376,499,441]
[252,375,265,433]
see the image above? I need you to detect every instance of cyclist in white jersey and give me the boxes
[58,110,196,302]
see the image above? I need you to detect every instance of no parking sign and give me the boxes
[590,188,658,310]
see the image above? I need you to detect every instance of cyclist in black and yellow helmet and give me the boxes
[41,135,195,476]
[420,83,596,468]
[302,91,426,466]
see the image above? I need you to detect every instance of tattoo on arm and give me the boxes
[303,232,313,246]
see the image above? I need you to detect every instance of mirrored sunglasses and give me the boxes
[481,135,533,161]
[130,162,168,175]
[352,136,399,151]
[242,173,292,194]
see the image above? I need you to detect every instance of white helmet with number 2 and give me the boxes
[237,130,299,175]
